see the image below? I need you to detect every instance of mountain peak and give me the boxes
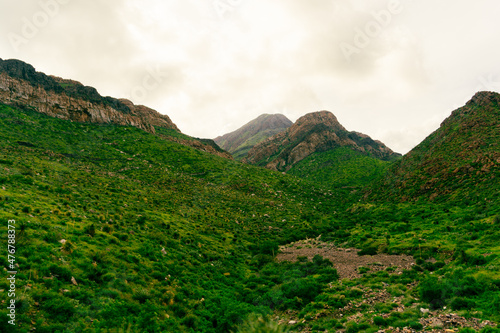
[294,110,346,132]
[244,110,399,171]
[214,113,292,160]
[466,91,500,109]
[371,91,500,203]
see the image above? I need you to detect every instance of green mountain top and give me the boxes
[370,91,500,204]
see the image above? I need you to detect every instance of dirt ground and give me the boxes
[277,239,416,279]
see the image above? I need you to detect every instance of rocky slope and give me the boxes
[0,58,231,158]
[0,58,179,133]
[244,110,400,171]
[214,114,292,160]
[370,91,500,202]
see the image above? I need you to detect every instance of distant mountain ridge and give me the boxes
[214,114,292,160]
[0,58,179,133]
[244,110,400,171]
[369,91,500,203]
[0,58,231,158]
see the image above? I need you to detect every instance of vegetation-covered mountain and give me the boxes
[214,114,292,160]
[244,111,400,172]
[0,59,499,333]
[0,102,345,332]
[0,58,230,159]
[370,91,500,205]
[288,146,391,189]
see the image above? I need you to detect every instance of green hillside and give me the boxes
[0,103,347,332]
[370,91,500,205]
[0,102,499,333]
[288,147,392,188]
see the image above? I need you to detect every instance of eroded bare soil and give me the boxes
[277,239,415,279]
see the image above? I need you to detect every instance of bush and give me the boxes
[137,215,147,225]
[47,263,72,282]
[133,289,151,304]
[281,278,322,307]
[458,328,477,333]
[450,297,476,310]
[457,249,487,266]
[409,321,423,330]
[373,316,387,326]
[40,296,75,322]
[419,276,445,308]
[358,246,377,256]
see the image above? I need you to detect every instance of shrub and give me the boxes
[450,297,475,310]
[133,289,151,304]
[457,249,487,266]
[358,246,377,256]
[345,321,360,333]
[182,314,200,330]
[373,316,387,326]
[458,328,477,333]
[409,321,423,330]
[358,266,370,274]
[86,223,96,237]
[281,278,322,307]
[41,296,75,322]
[419,276,445,308]
[48,263,72,282]
[137,215,147,225]
[15,294,32,314]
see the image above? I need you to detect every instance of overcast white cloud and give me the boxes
[1,0,499,153]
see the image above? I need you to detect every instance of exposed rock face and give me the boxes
[244,110,400,171]
[0,58,233,159]
[214,114,292,160]
[0,58,179,133]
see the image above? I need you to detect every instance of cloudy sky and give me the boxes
[1,0,499,154]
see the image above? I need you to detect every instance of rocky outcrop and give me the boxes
[244,111,400,171]
[0,58,235,159]
[0,58,179,133]
[214,114,292,160]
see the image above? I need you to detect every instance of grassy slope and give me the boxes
[0,103,499,332]
[287,147,392,189]
[0,104,348,332]
[230,129,285,161]
[371,92,500,205]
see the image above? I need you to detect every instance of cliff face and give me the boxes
[244,111,400,171]
[0,58,234,159]
[214,114,292,160]
[0,58,179,133]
